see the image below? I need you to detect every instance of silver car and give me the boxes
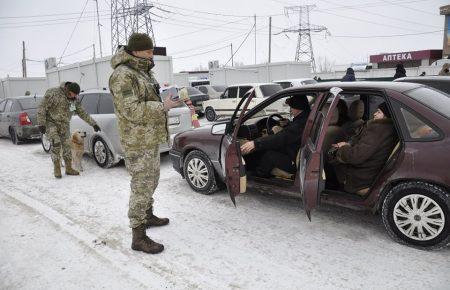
[42,89,192,168]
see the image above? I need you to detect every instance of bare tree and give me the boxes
[316,56,334,73]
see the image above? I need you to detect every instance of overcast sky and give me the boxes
[0,0,447,78]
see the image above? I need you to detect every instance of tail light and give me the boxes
[19,112,32,126]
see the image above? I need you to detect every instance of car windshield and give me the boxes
[405,87,450,118]
[186,87,203,95]
[212,85,226,92]
[18,97,43,109]
[260,84,283,97]
[276,82,292,89]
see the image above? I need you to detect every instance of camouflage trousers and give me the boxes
[124,147,160,228]
[47,124,71,162]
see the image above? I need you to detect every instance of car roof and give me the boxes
[5,95,44,100]
[228,83,280,87]
[394,76,450,82]
[279,81,422,94]
[80,89,111,94]
[273,78,314,82]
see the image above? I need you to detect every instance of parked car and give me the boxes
[181,86,209,114]
[202,83,284,121]
[42,89,192,168]
[196,85,227,99]
[170,82,450,249]
[0,95,43,144]
[273,78,318,89]
[394,76,450,94]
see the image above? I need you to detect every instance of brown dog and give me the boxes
[71,130,85,172]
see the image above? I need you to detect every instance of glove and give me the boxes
[38,125,46,134]
[93,125,101,132]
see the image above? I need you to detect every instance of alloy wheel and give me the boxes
[186,157,209,189]
[94,140,107,164]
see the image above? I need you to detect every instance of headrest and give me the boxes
[348,100,364,121]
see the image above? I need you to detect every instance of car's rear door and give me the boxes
[222,89,255,205]
[299,87,342,220]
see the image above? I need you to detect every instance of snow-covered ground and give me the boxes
[0,138,449,289]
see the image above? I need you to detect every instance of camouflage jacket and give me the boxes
[37,85,97,129]
[109,47,169,151]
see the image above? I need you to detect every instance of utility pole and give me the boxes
[230,43,234,67]
[22,41,27,78]
[94,0,103,57]
[268,16,272,63]
[277,5,328,73]
[254,14,257,64]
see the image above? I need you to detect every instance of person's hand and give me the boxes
[333,142,349,148]
[93,125,101,132]
[38,125,46,134]
[279,119,289,127]
[241,141,255,155]
[163,96,181,112]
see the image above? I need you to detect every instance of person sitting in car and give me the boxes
[240,95,311,178]
[329,102,397,194]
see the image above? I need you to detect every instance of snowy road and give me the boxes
[0,138,449,289]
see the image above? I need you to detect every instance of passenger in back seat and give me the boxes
[328,102,397,194]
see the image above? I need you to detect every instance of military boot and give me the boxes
[64,158,79,176]
[53,159,62,179]
[131,225,164,254]
[146,207,169,228]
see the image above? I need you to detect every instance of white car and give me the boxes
[273,78,317,89]
[202,83,284,121]
[195,85,227,99]
[42,89,192,168]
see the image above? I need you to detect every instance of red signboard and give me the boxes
[370,50,442,63]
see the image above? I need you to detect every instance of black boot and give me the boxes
[131,225,164,254]
[146,207,169,228]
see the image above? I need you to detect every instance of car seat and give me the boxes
[341,100,364,138]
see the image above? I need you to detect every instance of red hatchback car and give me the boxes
[170,82,450,249]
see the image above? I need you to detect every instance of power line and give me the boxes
[224,24,255,66]
[0,10,109,19]
[172,45,230,59]
[58,0,90,65]
[0,16,110,29]
[380,0,440,17]
[331,30,444,38]
[0,13,111,26]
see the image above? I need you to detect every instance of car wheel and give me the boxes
[205,107,217,122]
[183,150,219,195]
[92,138,114,168]
[382,181,450,250]
[41,133,52,153]
[9,127,21,145]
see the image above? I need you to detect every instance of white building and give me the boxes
[0,77,47,99]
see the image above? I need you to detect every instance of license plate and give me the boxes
[168,116,180,126]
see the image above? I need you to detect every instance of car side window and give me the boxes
[238,86,252,98]
[98,94,115,114]
[400,108,439,139]
[0,100,6,112]
[228,87,238,99]
[11,100,21,112]
[80,94,100,114]
[4,100,13,112]
[198,86,208,94]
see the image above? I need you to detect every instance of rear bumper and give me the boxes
[16,126,41,140]
[169,149,183,176]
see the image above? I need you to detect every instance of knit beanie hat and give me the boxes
[286,95,311,111]
[67,82,81,95]
[127,33,154,51]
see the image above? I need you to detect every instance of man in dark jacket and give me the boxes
[341,68,356,82]
[393,63,406,79]
[331,102,396,194]
[241,95,311,177]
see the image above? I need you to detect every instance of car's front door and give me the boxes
[222,89,255,205]
[299,87,342,220]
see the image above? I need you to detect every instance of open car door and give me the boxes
[222,89,255,206]
[299,87,342,220]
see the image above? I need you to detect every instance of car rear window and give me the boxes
[18,97,43,110]
[405,87,450,118]
[212,85,226,92]
[186,87,202,95]
[260,84,283,97]
[301,80,318,85]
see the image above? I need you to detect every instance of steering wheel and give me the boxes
[266,113,285,135]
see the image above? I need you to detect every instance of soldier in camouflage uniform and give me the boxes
[109,33,180,254]
[37,82,101,178]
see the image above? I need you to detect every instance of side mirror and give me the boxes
[211,123,226,135]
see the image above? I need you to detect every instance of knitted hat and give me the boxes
[67,82,81,95]
[286,95,310,111]
[378,102,391,118]
[127,33,154,51]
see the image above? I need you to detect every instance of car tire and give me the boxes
[41,133,52,153]
[92,137,114,168]
[205,107,217,122]
[9,127,21,145]
[381,181,450,250]
[183,150,219,195]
